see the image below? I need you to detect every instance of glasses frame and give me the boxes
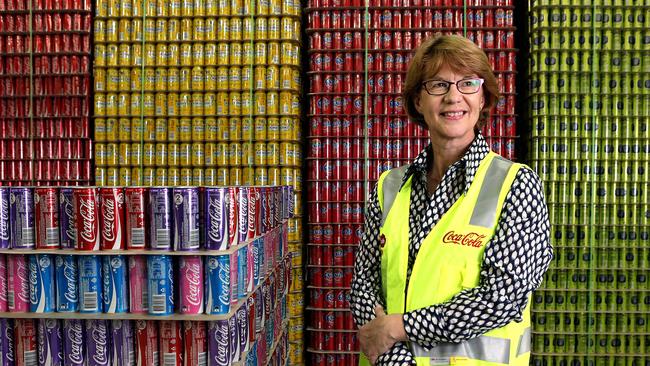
[421,78,485,96]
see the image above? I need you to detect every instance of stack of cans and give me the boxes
[0,0,93,186]
[528,2,649,366]
[304,0,520,363]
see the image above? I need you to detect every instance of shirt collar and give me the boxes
[401,132,491,193]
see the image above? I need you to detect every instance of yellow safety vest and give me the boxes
[359,152,531,366]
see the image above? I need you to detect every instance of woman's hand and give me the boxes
[359,305,407,365]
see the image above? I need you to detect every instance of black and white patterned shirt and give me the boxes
[350,132,553,365]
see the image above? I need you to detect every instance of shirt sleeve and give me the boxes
[402,167,553,348]
[350,186,385,327]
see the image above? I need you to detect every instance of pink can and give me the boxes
[179,256,204,314]
[7,254,29,312]
[128,256,148,314]
[0,254,7,312]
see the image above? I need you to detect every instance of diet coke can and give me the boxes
[73,187,99,251]
[99,187,126,250]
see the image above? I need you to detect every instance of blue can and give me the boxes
[55,255,79,312]
[28,254,55,313]
[0,187,11,248]
[10,187,34,248]
[148,187,173,250]
[204,187,229,251]
[78,256,103,313]
[147,255,174,315]
[102,256,129,313]
[237,246,247,299]
[173,187,200,251]
[59,187,77,249]
[205,255,230,315]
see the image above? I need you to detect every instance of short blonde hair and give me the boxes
[402,35,499,129]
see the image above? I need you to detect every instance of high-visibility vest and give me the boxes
[358,152,531,366]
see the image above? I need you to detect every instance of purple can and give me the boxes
[29,254,55,313]
[0,318,15,366]
[172,187,200,251]
[110,320,134,366]
[0,187,11,248]
[204,187,229,251]
[10,187,35,248]
[102,256,129,313]
[59,188,77,249]
[78,256,103,313]
[235,306,248,355]
[148,187,173,250]
[273,188,281,228]
[259,187,268,235]
[55,255,78,312]
[63,319,84,366]
[237,188,248,243]
[204,255,230,315]
[207,320,229,366]
[147,255,174,315]
[37,319,62,366]
[228,315,239,363]
[86,320,110,366]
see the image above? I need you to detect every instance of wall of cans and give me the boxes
[528,2,649,366]
[0,0,94,185]
[304,0,520,363]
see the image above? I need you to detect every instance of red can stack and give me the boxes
[305,0,519,363]
[0,0,93,186]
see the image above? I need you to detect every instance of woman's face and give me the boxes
[415,65,485,146]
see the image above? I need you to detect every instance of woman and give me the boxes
[350,35,553,366]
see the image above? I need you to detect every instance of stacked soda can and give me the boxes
[0,0,93,186]
[304,0,520,363]
[528,2,649,366]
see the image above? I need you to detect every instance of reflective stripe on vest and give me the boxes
[516,327,532,356]
[411,335,510,364]
[380,164,410,226]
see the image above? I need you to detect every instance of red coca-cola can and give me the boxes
[248,186,259,239]
[99,187,125,250]
[73,187,99,251]
[159,321,183,366]
[34,187,60,249]
[311,267,323,287]
[15,319,37,366]
[135,320,158,366]
[311,288,324,308]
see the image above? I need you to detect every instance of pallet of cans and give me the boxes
[528,2,649,365]
[0,0,93,186]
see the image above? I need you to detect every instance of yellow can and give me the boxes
[216,118,229,141]
[156,168,169,186]
[268,17,280,40]
[104,118,117,141]
[215,143,228,166]
[156,19,169,42]
[118,19,131,42]
[269,0,281,14]
[268,166,280,185]
[143,93,155,116]
[204,43,217,65]
[167,68,179,91]
[179,168,192,186]
[193,19,205,41]
[179,68,191,91]
[117,93,130,116]
[130,143,142,165]
[267,117,280,140]
[242,118,253,140]
[216,43,228,66]
[229,18,242,40]
[94,20,105,42]
[228,67,241,90]
[229,142,242,166]
[106,143,119,166]
[216,67,228,90]
[167,19,180,41]
[105,19,118,42]
[192,168,204,185]
[179,143,192,165]
[206,0,218,15]
[204,168,217,185]
[180,118,192,141]
[242,167,254,185]
[130,69,141,91]
[205,118,217,140]
[242,142,253,166]
[241,67,252,90]
[155,44,167,66]
[117,118,131,142]
[118,68,130,91]
[155,119,167,141]
[204,142,217,166]
[95,167,106,186]
[95,119,107,142]
[267,66,279,90]
[191,93,204,116]
[106,167,118,186]
[105,44,118,66]
[254,167,268,185]
[143,118,156,141]
[205,18,216,40]
[143,68,155,91]
[96,0,108,16]
[266,91,279,115]
[144,19,156,41]
[142,168,155,186]
[105,69,118,91]
[279,142,292,166]
[229,167,242,185]
[279,117,294,141]
[253,91,266,115]
[167,44,179,65]
[155,68,167,91]
[167,143,180,166]
[279,66,292,90]
[192,43,204,66]
[267,142,279,165]
[155,143,167,166]
[193,0,205,15]
[201,67,215,91]
[254,42,267,64]
[241,91,252,116]
[255,18,267,40]
[95,143,107,166]
[179,93,191,116]
[155,0,168,16]
[130,93,142,115]
[180,43,192,66]
[216,168,228,185]
[281,17,294,40]
[131,19,143,42]
[105,93,118,116]
[94,45,106,66]
[267,42,280,65]
[216,18,229,40]
[167,93,179,116]
[225,42,241,66]
[192,118,205,141]
[242,17,254,40]
[130,167,143,186]
[229,92,241,115]
[229,118,242,140]
[92,69,105,93]
[253,66,266,90]
[255,0,268,14]
[204,93,216,115]
[142,44,155,67]
[281,42,295,65]
[142,143,155,167]
[168,119,180,141]
[131,119,143,141]
[192,142,205,166]
[276,91,290,115]
[280,167,293,187]
[293,143,302,167]
[118,143,131,166]
[242,43,253,65]
[291,93,300,115]
[254,142,267,166]
[169,0,181,16]
[180,19,193,41]
[216,92,229,116]
[191,66,204,90]
[253,118,267,140]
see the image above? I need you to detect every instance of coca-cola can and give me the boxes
[125,187,147,249]
[183,321,206,366]
[8,254,30,312]
[110,320,134,366]
[227,187,238,248]
[0,188,11,249]
[204,187,229,251]
[248,187,259,240]
[135,320,158,366]
[172,187,200,251]
[159,321,183,366]
[99,187,125,250]
[236,306,249,355]
[63,319,85,366]
[10,187,35,249]
[179,256,204,314]
[237,187,249,243]
[73,187,99,251]
[208,320,230,366]
[15,319,37,366]
[148,187,173,250]
[37,319,62,366]
[0,318,15,366]
[128,256,148,314]
[59,187,77,249]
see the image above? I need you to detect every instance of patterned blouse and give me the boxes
[350,132,553,365]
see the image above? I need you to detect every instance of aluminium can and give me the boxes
[147,255,174,315]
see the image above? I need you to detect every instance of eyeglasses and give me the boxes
[421,78,485,95]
